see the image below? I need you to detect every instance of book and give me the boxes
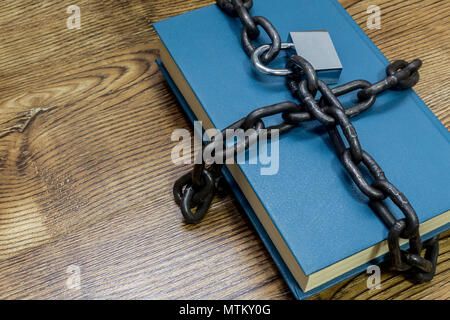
[154,0,450,299]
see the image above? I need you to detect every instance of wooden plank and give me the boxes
[0,0,448,299]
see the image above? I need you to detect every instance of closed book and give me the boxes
[154,0,450,299]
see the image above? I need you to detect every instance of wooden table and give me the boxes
[0,0,448,300]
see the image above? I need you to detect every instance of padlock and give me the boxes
[288,31,342,84]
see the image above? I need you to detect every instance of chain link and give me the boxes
[173,0,440,283]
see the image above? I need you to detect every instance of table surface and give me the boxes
[0,0,448,300]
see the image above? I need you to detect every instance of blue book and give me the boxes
[154,0,450,299]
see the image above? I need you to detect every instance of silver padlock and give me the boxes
[251,31,342,84]
[288,31,342,84]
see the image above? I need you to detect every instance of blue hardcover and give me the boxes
[154,0,450,299]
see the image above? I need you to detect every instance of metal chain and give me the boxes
[173,0,440,283]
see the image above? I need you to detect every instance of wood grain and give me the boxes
[0,0,448,299]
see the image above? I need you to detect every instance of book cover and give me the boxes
[154,0,450,298]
